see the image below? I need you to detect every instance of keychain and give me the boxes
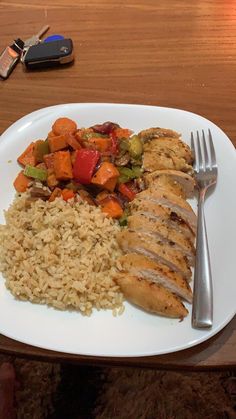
[0,39,24,79]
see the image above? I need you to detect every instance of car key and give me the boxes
[24,38,74,69]
[21,25,50,62]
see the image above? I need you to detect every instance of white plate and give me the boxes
[0,103,236,357]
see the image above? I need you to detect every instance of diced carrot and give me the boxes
[47,130,56,138]
[54,151,73,180]
[91,162,120,187]
[66,134,81,150]
[48,187,62,202]
[17,142,36,167]
[88,137,111,152]
[52,117,77,136]
[114,128,133,139]
[61,189,75,201]
[13,171,31,192]
[118,183,136,201]
[103,176,118,192]
[48,134,68,153]
[101,198,123,219]
[43,153,55,169]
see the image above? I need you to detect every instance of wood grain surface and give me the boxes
[0,0,235,369]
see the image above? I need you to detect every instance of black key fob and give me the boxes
[24,38,74,69]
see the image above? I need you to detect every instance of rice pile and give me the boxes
[0,194,124,316]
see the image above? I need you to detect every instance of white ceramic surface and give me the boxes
[0,103,235,357]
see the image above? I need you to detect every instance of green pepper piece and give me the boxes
[24,165,47,181]
[34,140,50,163]
[117,167,134,178]
[83,132,107,140]
[131,166,142,178]
[118,175,130,184]
[119,138,130,152]
[117,166,142,182]
[129,135,143,158]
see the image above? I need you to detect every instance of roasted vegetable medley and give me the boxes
[14,117,145,222]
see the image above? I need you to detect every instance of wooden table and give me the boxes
[0,0,235,370]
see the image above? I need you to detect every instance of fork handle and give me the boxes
[192,190,213,328]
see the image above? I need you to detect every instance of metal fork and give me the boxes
[191,129,218,329]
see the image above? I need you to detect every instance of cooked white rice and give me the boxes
[0,194,124,316]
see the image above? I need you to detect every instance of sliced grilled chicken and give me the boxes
[117,230,192,281]
[117,253,192,303]
[142,135,193,174]
[144,170,195,199]
[143,150,193,174]
[114,273,188,318]
[130,198,195,244]
[136,188,197,234]
[127,214,195,265]
[143,137,192,163]
[138,127,181,141]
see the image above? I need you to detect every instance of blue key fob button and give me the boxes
[44,35,65,43]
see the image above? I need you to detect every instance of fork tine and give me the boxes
[191,131,199,170]
[202,130,209,169]
[191,132,195,164]
[195,131,204,172]
[208,129,217,168]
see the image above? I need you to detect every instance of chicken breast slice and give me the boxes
[114,273,188,318]
[143,137,192,163]
[136,188,197,234]
[117,253,193,303]
[117,230,192,281]
[142,134,193,173]
[130,199,195,245]
[138,127,181,141]
[143,150,193,174]
[127,214,195,265]
[144,170,195,199]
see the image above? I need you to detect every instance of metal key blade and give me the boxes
[22,25,50,63]
[24,25,50,48]
[35,25,50,41]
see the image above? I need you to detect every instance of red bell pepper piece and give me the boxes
[73,149,100,184]
[118,183,136,201]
